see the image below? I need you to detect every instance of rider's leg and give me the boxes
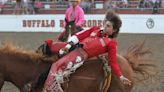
[44,48,88,91]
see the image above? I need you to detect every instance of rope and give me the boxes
[98,54,112,92]
[102,74,111,92]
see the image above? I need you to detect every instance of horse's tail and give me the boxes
[122,41,159,83]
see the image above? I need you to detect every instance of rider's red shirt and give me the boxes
[75,26,122,77]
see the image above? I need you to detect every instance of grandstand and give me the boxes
[0,0,164,14]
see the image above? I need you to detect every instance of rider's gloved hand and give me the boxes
[59,35,79,56]
[120,75,131,85]
[59,44,71,55]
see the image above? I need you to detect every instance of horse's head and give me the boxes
[36,43,52,56]
[36,41,68,56]
[36,42,61,65]
[65,18,77,35]
[58,19,78,42]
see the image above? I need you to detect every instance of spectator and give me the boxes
[57,0,64,5]
[104,0,119,11]
[138,0,145,8]
[112,1,119,10]
[161,0,164,8]
[104,0,113,10]
[145,0,153,8]
[14,0,22,14]
[28,0,35,14]
[152,1,159,14]
[1,0,8,4]
[121,0,128,8]
[0,3,3,14]
[0,7,2,14]
[80,0,91,13]
[22,0,29,14]
[34,0,42,14]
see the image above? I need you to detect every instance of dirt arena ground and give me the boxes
[0,32,163,92]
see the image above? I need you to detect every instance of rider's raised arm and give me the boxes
[107,40,122,77]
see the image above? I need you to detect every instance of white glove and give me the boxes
[120,75,131,85]
[59,44,71,55]
[59,49,65,55]
[59,35,79,55]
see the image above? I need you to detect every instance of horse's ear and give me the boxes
[36,44,44,54]
[65,18,68,23]
[36,43,52,56]
[73,20,75,23]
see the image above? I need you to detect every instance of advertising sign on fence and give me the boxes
[0,14,163,34]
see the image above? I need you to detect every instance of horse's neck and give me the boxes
[67,33,72,41]
[64,25,75,41]
[66,23,76,33]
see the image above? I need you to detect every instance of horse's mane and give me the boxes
[0,41,42,62]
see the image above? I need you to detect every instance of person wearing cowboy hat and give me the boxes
[63,0,85,32]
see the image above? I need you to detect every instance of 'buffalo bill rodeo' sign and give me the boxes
[22,20,104,28]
